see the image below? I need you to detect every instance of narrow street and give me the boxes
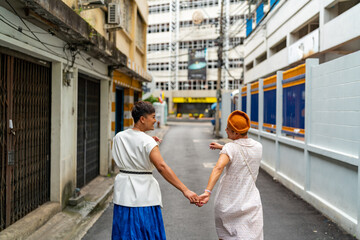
[83,122,356,240]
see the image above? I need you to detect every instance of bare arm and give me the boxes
[150,146,198,203]
[197,153,230,207]
[152,136,162,143]
[209,142,224,150]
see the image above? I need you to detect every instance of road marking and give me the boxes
[203,162,216,168]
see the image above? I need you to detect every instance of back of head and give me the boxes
[227,110,250,134]
[132,101,155,123]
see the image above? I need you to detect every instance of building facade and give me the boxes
[243,0,359,83]
[147,0,251,115]
[0,0,150,231]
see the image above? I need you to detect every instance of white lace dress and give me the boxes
[214,138,263,240]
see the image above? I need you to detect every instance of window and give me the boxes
[246,62,253,71]
[228,79,240,90]
[148,23,170,33]
[270,38,286,56]
[155,81,169,91]
[179,17,218,28]
[230,15,244,24]
[178,61,188,70]
[290,16,319,44]
[123,0,132,33]
[179,39,217,49]
[229,37,244,47]
[256,52,267,65]
[136,13,145,49]
[180,0,219,10]
[230,0,245,4]
[229,58,243,68]
[149,4,170,14]
[147,43,169,52]
[324,0,358,23]
[147,62,169,71]
[207,60,218,69]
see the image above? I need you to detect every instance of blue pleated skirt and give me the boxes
[112,204,166,240]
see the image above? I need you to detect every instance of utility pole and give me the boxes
[215,0,224,137]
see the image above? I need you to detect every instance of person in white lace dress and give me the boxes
[197,110,263,240]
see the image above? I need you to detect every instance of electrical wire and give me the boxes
[3,1,114,78]
[78,51,108,76]
[0,13,55,35]
[4,0,63,56]
[0,16,64,49]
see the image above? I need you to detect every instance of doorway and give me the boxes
[0,49,51,230]
[77,74,100,188]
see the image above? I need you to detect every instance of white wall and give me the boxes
[321,3,360,51]
[310,52,360,157]
[238,54,360,238]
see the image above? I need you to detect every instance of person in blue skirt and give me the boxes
[111,101,199,240]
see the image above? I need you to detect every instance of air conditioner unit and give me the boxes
[108,3,121,25]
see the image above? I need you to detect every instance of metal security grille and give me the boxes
[0,49,50,231]
[77,75,100,188]
[0,52,9,231]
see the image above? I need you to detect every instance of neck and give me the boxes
[133,124,145,132]
[234,134,248,140]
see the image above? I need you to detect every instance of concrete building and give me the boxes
[238,0,360,237]
[244,0,360,84]
[147,0,253,115]
[0,0,150,231]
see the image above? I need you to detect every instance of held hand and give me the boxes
[152,136,162,143]
[196,192,210,207]
[183,189,199,204]
[209,142,223,150]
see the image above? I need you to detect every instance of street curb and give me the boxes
[87,184,114,217]
[0,202,61,240]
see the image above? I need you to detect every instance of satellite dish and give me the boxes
[192,11,204,25]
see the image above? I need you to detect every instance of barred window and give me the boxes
[179,17,218,28]
[148,23,170,33]
[230,0,245,4]
[155,81,169,90]
[229,37,244,47]
[180,0,219,10]
[179,39,216,49]
[230,15,245,24]
[229,58,243,68]
[147,43,170,52]
[148,62,170,71]
[149,4,170,14]
[228,79,241,90]
[207,60,218,69]
[178,61,188,70]
[207,80,217,90]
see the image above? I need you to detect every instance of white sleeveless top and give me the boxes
[112,129,162,207]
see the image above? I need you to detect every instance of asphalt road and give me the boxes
[83,122,356,240]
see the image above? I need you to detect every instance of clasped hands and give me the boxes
[182,142,223,207]
[183,189,210,207]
